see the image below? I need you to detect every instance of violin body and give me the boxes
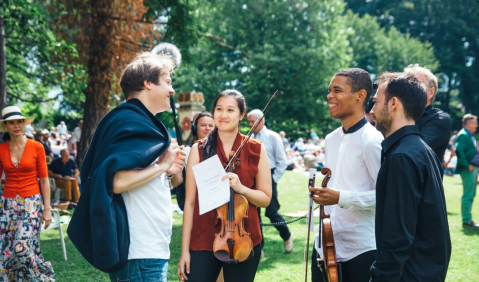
[321,214,339,282]
[213,192,253,263]
[320,168,339,282]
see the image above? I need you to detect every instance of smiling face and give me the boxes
[214,96,244,132]
[150,73,175,114]
[4,119,25,137]
[370,83,392,136]
[196,116,215,139]
[327,76,357,121]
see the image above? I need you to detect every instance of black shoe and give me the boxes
[463,221,479,227]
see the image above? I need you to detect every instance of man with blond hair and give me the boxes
[404,64,451,163]
[68,52,185,281]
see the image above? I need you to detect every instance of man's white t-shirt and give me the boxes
[121,168,173,260]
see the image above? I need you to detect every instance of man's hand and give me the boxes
[309,187,340,206]
[157,140,185,175]
[167,148,186,175]
[469,164,475,172]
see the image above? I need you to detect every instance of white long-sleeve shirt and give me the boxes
[252,126,287,183]
[315,119,383,262]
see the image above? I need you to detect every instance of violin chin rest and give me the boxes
[214,251,239,264]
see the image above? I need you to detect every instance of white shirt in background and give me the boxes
[252,126,287,183]
[72,127,82,143]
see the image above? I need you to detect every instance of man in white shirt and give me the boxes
[248,110,293,253]
[71,119,82,150]
[57,121,68,136]
[309,68,383,282]
[113,53,187,282]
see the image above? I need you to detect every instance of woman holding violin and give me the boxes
[178,90,272,282]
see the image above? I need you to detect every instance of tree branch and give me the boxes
[197,31,250,58]
[7,91,63,103]
[7,61,44,80]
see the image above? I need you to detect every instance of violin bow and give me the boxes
[225,90,279,171]
[304,168,317,282]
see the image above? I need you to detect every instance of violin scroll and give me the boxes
[320,167,332,187]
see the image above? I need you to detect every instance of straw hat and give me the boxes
[0,106,35,132]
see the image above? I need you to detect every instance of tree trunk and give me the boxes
[77,0,114,166]
[0,2,7,142]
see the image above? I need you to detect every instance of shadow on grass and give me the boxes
[257,220,310,270]
[41,225,109,281]
[447,211,458,216]
[462,226,479,236]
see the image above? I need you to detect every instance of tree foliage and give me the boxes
[344,0,479,129]
[1,0,85,127]
[174,0,439,139]
[175,0,354,137]
[51,0,196,163]
[345,11,438,75]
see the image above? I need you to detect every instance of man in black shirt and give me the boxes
[48,149,81,204]
[369,73,451,281]
[404,64,451,162]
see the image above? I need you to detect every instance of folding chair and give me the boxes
[41,208,67,260]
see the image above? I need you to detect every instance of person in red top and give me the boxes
[178,90,272,282]
[0,106,54,281]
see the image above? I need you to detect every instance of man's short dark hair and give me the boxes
[119,52,175,100]
[462,114,477,126]
[377,73,427,122]
[335,68,373,108]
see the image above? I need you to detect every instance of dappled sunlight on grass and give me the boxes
[39,171,478,281]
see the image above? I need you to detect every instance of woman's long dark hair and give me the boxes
[202,89,247,161]
[2,132,10,142]
[190,112,213,146]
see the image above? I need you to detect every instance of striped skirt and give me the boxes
[0,194,55,281]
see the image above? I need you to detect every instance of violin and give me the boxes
[319,167,338,282]
[213,91,279,263]
[213,155,253,263]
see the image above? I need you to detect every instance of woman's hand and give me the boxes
[41,208,52,229]
[178,252,191,281]
[222,172,246,194]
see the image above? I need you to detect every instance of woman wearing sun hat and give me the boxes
[0,106,55,281]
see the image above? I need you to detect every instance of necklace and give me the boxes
[13,161,19,167]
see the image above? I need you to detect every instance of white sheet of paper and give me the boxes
[192,154,230,215]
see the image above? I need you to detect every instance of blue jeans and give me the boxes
[109,259,168,282]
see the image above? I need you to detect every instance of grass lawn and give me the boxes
[40,171,479,281]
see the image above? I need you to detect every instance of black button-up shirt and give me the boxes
[416,105,451,162]
[371,125,451,282]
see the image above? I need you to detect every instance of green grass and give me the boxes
[40,171,479,281]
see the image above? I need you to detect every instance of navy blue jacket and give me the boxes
[67,99,170,272]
